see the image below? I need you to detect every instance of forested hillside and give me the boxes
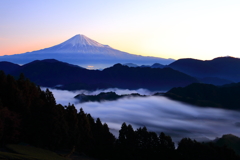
[165,83,240,110]
[0,71,115,158]
[0,71,239,160]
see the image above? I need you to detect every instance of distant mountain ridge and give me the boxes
[0,34,174,68]
[1,59,198,91]
[122,57,240,85]
[168,56,240,84]
[123,62,165,68]
[165,82,240,110]
[0,61,20,74]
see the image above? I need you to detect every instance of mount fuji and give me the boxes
[0,34,174,68]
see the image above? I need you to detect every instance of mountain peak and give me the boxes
[1,34,175,67]
[60,34,106,47]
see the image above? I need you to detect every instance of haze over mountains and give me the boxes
[168,56,240,85]
[0,34,174,68]
[1,35,240,158]
[1,59,198,91]
[120,56,240,86]
[1,34,240,93]
[1,56,240,90]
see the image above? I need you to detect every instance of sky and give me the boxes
[1,0,240,60]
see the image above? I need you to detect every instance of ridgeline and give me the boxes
[0,71,239,160]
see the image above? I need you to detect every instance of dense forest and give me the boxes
[165,83,240,110]
[0,71,239,159]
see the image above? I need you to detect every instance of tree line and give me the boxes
[0,71,239,159]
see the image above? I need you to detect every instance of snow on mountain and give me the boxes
[62,34,106,47]
[36,34,122,55]
[0,34,175,68]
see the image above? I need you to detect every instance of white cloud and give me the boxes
[45,87,240,142]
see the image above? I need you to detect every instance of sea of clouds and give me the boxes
[42,87,240,143]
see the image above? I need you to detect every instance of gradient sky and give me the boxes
[1,0,240,60]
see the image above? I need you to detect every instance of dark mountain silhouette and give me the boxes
[165,83,240,110]
[199,77,233,86]
[213,134,240,155]
[168,56,240,84]
[10,59,88,87]
[151,63,165,68]
[74,92,145,103]
[123,63,139,67]
[5,59,198,91]
[0,61,20,74]
[123,62,165,68]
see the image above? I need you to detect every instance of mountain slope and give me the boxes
[0,34,174,68]
[8,59,198,91]
[34,34,123,55]
[11,59,89,87]
[151,63,165,68]
[165,83,240,110]
[0,61,20,74]
[168,57,240,83]
[213,134,240,155]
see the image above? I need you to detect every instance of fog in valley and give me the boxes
[44,88,240,143]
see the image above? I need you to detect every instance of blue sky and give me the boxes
[1,0,240,60]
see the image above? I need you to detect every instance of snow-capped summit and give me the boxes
[0,34,175,68]
[60,34,108,47]
[37,34,114,53]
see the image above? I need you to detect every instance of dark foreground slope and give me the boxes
[168,57,240,84]
[213,134,240,155]
[165,83,240,110]
[0,71,239,160]
[5,59,198,91]
[0,71,115,159]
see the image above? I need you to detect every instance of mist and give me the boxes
[44,87,240,142]
[67,88,158,96]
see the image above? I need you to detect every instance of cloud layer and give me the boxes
[44,88,240,142]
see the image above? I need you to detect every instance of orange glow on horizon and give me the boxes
[0,38,64,56]
[0,37,174,60]
[1,45,42,56]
